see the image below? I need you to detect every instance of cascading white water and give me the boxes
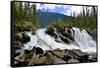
[22,27,96,54]
[72,27,96,53]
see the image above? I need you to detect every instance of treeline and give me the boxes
[51,6,97,31]
[12,1,37,32]
[70,6,97,31]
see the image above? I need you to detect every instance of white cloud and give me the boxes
[36,3,86,16]
[65,9,71,16]
[36,3,63,10]
[61,5,71,16]
[36,3,71,16]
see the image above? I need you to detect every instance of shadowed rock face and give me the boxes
[60,35,70,44]
[60,29,75,42]
[45,27,75,44]
[45,28,58,39]
[21,33,30,44]
[14,32,30,45]
[35,47,44,55]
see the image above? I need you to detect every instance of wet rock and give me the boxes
[15,32,23,41]
[14,46,97,66]
[14,32,30,44]
[67,28,72,35]
[53,57,67,64]
[88,57,97,62]
[64,49,79,59]
[28,54,46,65]
[77,54,89,63]
[63,54,72,62]
[14,52,20,57]
[52,49,65,58]
[14,41,22,49]
[37,50,56,64]
[24,47,44,60]
[61,32,74,41]
[29,50,55,65]
[70,50,89,62]
[15,61,28,66]
[31,31,36,35]
[68,59,79,63]
[45,28,58,39]
[46,27,75,44]
[88,53,97,62]
[64,49,89,62]
[60,34,70,44]
[21,32,30,44]
[35,47,44,55]
[48,49,72,62]
[70,50,88,57]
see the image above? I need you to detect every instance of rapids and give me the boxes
[22,27,96,54]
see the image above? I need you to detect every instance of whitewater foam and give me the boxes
[22,27,97,53]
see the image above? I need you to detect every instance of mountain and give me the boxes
[36,12,71,25]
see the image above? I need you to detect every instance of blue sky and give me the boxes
[36,3,93,16]
[36,3,72,16]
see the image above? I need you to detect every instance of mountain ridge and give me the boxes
[36,11,71,25]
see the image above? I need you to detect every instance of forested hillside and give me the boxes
[47,6,97,33]
[12,1,37,32]
[12,1,97,33]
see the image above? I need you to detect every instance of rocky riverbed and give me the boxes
[13,27,97,66]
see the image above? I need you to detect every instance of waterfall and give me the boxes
[72,27,96,53]
[22,27,97,54]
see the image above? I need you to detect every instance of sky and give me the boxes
[36,3,72,16]
[36,3,93,16]
[20,0,98,16]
